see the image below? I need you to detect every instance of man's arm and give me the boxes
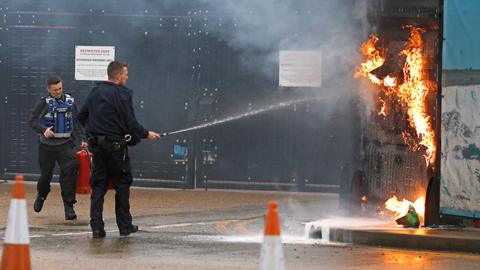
[77,99,88,127]
[28,98,48,134]
[72,103,86,145]
[120,92,149,139]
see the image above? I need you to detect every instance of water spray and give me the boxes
[161,98,314,137]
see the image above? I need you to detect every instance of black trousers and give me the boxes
[89,142,133,231]
[37,142,78,205]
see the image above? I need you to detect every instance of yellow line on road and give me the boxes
[235,219,255,235]
[215,220,233,234]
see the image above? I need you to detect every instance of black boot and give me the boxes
[119,225,139,236]
[64,203,77,220]
[33,195,46,212]
[92,229,106,238]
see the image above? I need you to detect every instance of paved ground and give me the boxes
[308,218,480,254]
[1,181,480,269]
[0,181,329,229]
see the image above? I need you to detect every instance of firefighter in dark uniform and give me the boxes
[78,61,160,238]
[28,74,84,220]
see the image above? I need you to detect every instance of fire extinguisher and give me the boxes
[76,143,115,194]
[107,177,114,190]
[76,142,92,194]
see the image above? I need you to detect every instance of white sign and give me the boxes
[75,46,115,81]
[279,50,322,87]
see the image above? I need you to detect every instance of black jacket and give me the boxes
[77,81,149,141]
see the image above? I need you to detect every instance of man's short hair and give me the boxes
[46,74,62,86]
[107,61,128,79]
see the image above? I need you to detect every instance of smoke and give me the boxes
[6,0,370,114]
[187,0,373,203]
[305,217,394,241]
[5,0,370,191]
[189,0,372,162]
[199,0,368,88]
[5,0,370,95]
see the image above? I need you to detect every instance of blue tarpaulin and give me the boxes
[443,0,480,70]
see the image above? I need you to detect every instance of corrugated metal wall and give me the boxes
[0,0,362,192]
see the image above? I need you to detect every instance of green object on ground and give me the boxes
[395,205,420,228]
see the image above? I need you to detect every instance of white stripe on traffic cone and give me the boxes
[1,175,31,270]
[259,200,284,270]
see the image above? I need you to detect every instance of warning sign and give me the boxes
[279,50,322,87]
[75,46,115,81]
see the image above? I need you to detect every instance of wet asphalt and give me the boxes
[1,182,480,269]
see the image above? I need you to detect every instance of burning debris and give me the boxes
[395,205,420,228]
[384,195,424,228]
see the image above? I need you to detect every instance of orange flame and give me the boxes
[397,26,436,164]
[383,75,397,88]
[354,35,385,84]
[355,26,436,165]
[384,195,425,220]
[378,98,387,116]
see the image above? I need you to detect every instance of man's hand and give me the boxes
[147,131,160,141]
[81,141,88,149]
[43,126,55,138]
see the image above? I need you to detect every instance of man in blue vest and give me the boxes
[28,74,84,220]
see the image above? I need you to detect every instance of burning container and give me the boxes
[351,0,441,224]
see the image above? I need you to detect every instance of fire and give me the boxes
[354,35,385,85]
[355,26,436,165]
[384,195,425,220]
[378,98,386,116]
[383,75,397,88]
[397,26,436,164]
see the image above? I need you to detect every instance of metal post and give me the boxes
[425,0,444,227]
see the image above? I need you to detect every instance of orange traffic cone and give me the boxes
[1,175,31,270]
[259,200,284,270]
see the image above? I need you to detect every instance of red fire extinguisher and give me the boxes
[76,143,115,194]
[76,143,92,194]
[107,177,114,190]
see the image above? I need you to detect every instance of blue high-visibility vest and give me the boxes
[42,94,75,138]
